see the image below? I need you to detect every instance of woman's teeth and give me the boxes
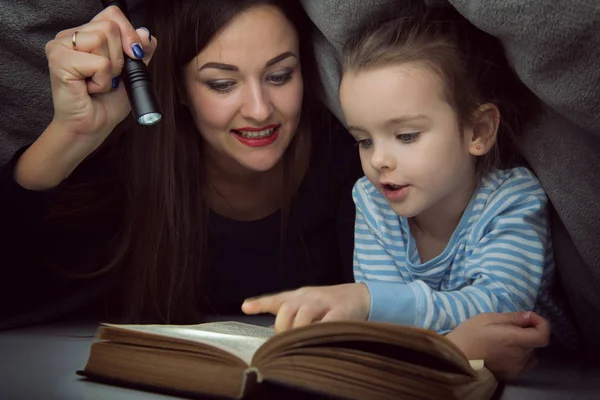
[234,127,278,139]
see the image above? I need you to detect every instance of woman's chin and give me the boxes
[237,154,284,172]
[231,141,289,172]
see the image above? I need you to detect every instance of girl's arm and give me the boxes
[358,177,549,333]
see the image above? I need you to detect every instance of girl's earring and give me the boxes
[476,145,482,150]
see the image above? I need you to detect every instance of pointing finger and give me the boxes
[242,292,287,315]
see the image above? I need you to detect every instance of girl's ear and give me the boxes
[467,103,500,156]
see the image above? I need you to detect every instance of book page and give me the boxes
[102,321,274,365]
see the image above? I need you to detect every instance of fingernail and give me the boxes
[139,27,151,43]
[132,43,144,59]
[112,77,120,89]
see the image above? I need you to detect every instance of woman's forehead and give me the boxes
[194,5,299,70]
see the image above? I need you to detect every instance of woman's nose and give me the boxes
[240,81,273,122]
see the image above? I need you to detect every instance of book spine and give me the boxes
[239,367,262,399]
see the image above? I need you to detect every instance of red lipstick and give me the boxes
[231,124,281,147]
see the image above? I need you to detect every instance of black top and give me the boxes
[0,123,361,329]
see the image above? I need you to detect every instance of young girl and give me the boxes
[244,8,577,347]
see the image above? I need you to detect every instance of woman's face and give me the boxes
[182,4,303,173]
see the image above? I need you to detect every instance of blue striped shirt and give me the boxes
[352,167,553,333]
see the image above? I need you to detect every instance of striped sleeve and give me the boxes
[410,173,548,332]
[352,188,399,281]
[354,170,550,333]
[352,180,419,326]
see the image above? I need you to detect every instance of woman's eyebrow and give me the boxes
[198,62,238,72]
[265,51,297,67]
[198,51,298,72]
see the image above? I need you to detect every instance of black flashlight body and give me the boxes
[101,0,162,125]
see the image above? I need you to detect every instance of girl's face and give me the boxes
[182,5,303,173]
[340,62,478,220]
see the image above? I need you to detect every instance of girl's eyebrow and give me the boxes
[348,115,430,133]
[383,115,429,126]
[198,51,298,72]
[347,126,368,134]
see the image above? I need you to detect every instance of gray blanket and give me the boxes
[0,0,146,164]
[1,0,599,351]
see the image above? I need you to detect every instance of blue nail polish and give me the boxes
[112,77,120,89]
[140,27,151,43]
[132,43,144,59]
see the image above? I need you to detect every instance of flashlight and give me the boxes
[101,0,162,126]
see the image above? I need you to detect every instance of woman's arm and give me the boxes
[0,146,67,323]
[0,146,119,329]
[0,146,61,267]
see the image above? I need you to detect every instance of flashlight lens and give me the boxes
[138,112,162,126]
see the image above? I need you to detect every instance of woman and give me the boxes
[0,0,359,325]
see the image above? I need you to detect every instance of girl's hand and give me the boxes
[242,283,371,333]
[15,6,157,190]
[446,311,550,380]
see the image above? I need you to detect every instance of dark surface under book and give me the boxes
[77,369,347,400]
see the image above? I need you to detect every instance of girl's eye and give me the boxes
[206,80,236,93]
[396,132,420,143]
[268,72,293,85]
[356,138,373,149]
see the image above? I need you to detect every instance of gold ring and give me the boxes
[72,31,79,50]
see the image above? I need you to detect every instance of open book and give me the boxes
[79,320,498,399]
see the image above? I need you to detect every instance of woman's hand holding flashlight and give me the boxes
[14,6,157,190]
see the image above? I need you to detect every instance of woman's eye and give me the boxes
[206,80,236,93]
[356,138,373,149]
[268,72,292,85]
[396,132,420,143]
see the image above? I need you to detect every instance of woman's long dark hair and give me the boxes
[44,0,326,324]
